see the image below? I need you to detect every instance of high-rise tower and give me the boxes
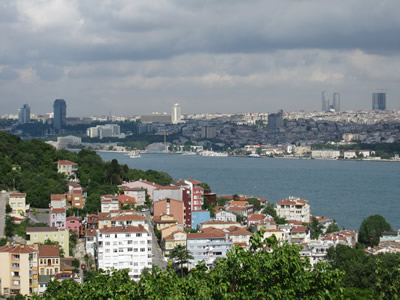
[321,91,328,112]
[171,103,181,124]
[372,93,386,110]
[18,104,31,124]
[53,99,67,130]
[332,92,340,112]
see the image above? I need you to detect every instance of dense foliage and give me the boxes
[0,132,173,212]
[37,232,344,299]
[262,203,287,224]
[358,214,392,247]
[327,244,400,298]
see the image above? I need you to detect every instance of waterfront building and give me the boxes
[120,180,162,201]
[8,193,29,218]
[171,103,182,124]
[53,99,66,131]
[141,114,172,124]
[187,228,233,268]
[311,150,340,159]
[184,179,204,211]
[86,124,122,139]
[0,244,39,296]
[18,104,31,124]
[96,226,152,280]
[276,196,310,223]
[372,92,386,110]
[26,227,70,257]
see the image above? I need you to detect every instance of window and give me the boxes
[140,248,145,252]
[136,233,141,237]
[125,234,130,237]
[61,234,64,238]
[113,249,117,253]
[105,234,110,238]
[128,248,133,252]
[119,248,124,253]
[105,242,110,246]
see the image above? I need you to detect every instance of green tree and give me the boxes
[262,203,287,224]
[326,222,340,233]
[359,214,392,247]
[200,182,210,190]
[168,245,193,277]
[6,203,12,214]
[309,217,324,239]
[247,197,261,211]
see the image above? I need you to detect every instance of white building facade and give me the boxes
[96,226,152,280]
[276,196,310,223]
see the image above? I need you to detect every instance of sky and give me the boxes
[1,0,400,117]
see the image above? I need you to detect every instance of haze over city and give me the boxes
[1,0,400,116]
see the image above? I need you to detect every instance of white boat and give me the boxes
[182,152,197,156]
[127,151,141,158]
[248,153,261,158]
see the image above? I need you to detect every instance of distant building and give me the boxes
[311,150,340,159]
[141,114,172,124]
[56,135,81,150]
[86,124,122,139]
[321,91,328,112]
[332,92,340,111]
[201,126,216,139]
[372,93,386,110]
[18,104,31,124]
[171,103,182,124]
[53,99,67,130]
[267,110,283,131]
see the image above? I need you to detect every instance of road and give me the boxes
[0,191,7,238]
[143,211,167,269]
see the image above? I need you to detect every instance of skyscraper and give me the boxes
[53,99,67,130]
[332,92,340,112]
[372,93,386,110]
[321,91,328,112]
[18,104,31,124]
[171,103,181,124]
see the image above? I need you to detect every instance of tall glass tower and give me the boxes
[18,104,31,124]
[372,93,386,110]
[53,99,67,130]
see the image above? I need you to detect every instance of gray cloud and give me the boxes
[1,0,400,115]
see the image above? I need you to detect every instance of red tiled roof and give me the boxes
[188,229,226,239]
[51,194,66,200]
[57,160,78,165]
[200,220,239,225]
[226,226,252,235]
[0,244,38,254]
[51,208,66,214]
[118,195,136,204]
[9,193,26,197]
[39,245,60,257]
[99,225,148,234]
[186,179,201,185]
[229,200,249,206]
[67,216,81,221]
[111,214,146,221]
[86,229,97,237]
[156,186,181,190]
[292,226,308,233]
[248,214,267,221]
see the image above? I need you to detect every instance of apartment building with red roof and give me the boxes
[276,196,310,223]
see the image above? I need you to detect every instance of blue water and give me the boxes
[98,152,400,230]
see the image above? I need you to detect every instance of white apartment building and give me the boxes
[276,196,310,223]
[56,160,78,177]
[187,229,233,269]
[214,210,237,222]
[86,124,122,139]
[96,226,152,280]
[122,188,146,206]
[101,195,119,213]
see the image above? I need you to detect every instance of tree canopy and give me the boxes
[358,214,392,247]
[36,230,344,299]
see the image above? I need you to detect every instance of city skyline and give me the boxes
[1,1,400,116]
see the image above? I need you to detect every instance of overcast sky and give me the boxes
[1,0,400,116]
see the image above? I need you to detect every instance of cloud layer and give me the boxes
[1,0,400,115]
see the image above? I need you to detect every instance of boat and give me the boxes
[182,152,197,156]
[248,153,261,158]
[127,151,141,158]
